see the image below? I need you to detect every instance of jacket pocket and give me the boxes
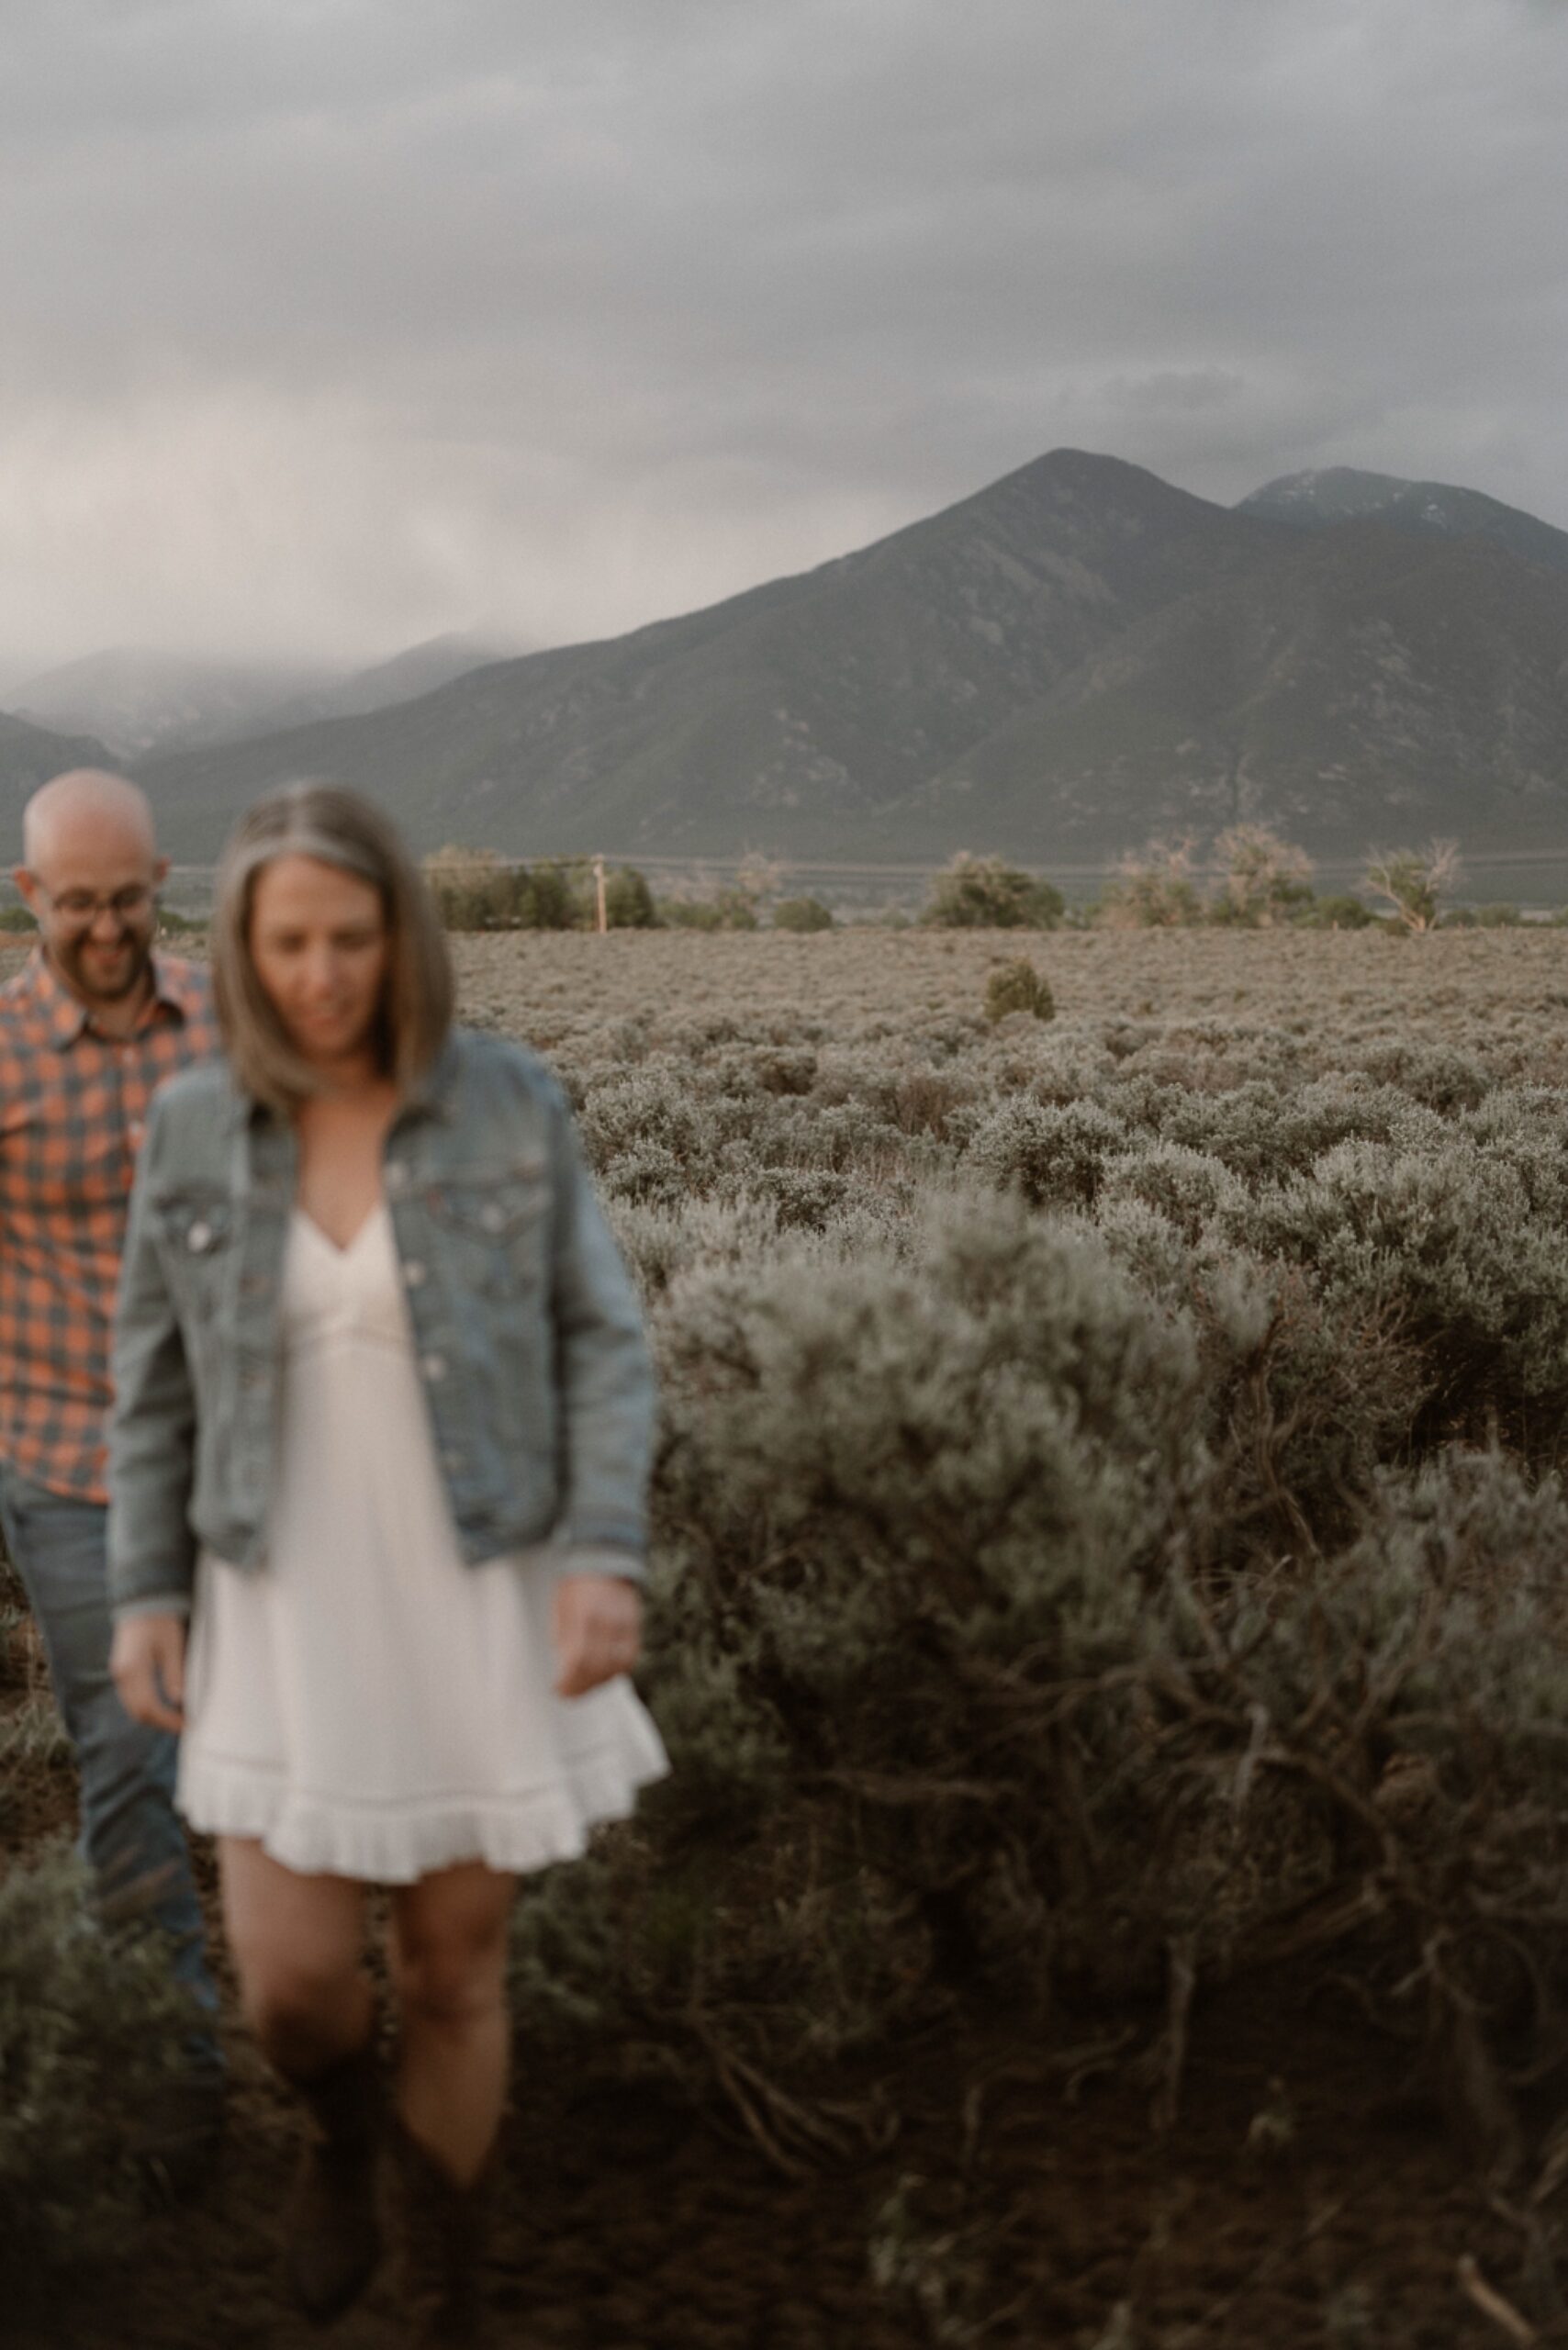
[150,1190,236,1318]
[423,1161,550,1291]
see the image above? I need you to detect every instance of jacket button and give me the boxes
[420,1352,447,1382]
[385,1164,409,1196]
[403,1259,427,1288]
[480,1203,507,1232]
[187,1221,212,1252]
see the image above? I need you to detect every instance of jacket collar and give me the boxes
[240,1028,461,1129]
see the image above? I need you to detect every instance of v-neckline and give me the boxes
[293,1198,386,1259]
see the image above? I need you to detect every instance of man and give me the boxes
[0,768,223,2173]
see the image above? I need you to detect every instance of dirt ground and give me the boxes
[7,926,1567,2345]
[6,1736,1533,2350]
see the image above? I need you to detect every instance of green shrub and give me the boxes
[658,889,759,931]
[658,895,725,931]
[982,957,1054,1024]
[922,854,1063,930]
[0,905,38,932]
[772,896,835,933]
[1297,892,1375,929]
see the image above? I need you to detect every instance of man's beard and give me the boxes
[53,926,156,1006]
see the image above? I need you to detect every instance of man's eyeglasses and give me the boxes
[33,883,159,928]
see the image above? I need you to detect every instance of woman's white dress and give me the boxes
[176,1201,668,1881]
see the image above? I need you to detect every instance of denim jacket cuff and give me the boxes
[111,1592,194,1624]
[550,1539,646,1586]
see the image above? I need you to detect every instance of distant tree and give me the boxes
[735,852,787,912]
[1363,840,1462,934]
[1099,838,1203,929]
[1212,824,1316,925]
[1298,892,1375,931]
[603,867,658,928]
[516,859,587,931]
[422,845,519,931]
[922,853,1064,930]
[773,896,835,933]
[658,889,757,931]
[711,887,760,931]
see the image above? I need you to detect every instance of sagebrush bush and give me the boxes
[22,922,1568,2226]
[512,1152,1568,2168]
[0,1846,198,2282]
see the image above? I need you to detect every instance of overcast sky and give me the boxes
[0,0,1563,678]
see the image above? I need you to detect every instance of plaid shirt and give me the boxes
[0,946,218,1504]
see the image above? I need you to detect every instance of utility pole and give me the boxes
[592,854,608,934]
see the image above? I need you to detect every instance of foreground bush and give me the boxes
[0,1845,198,2280]
[508,1183,1568,2177]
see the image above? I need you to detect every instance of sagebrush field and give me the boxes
[8,925,1568,2347]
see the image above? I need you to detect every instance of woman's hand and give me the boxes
[553,1572,643,1698]
[110,1612,188,1732]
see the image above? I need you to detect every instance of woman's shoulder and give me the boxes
[139,1059,244,1181]
[149,1056,245,1126]
[441,1026,570,1118]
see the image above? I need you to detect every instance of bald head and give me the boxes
[23,768,157,873]
[15,769,167,1021]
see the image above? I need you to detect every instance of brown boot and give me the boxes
[392,2117,490,2347]
[283,2033,385,2322]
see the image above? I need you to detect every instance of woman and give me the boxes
[107,784,666,2344]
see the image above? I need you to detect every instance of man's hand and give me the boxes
[553,1572,643,1698]
[110,1612,187,1731]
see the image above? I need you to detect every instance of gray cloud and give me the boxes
[0,0,1563,672]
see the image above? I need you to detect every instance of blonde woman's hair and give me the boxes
[211,782,454,1113]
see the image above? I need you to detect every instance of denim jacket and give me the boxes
[106,1028,654,1618]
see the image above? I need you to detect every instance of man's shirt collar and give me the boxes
[23,945,202,1047]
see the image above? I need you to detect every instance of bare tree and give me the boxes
[1363,840,1462,933]
[1100,836,1202,928]
[735,852,789,912]
[1213,824,1315,925]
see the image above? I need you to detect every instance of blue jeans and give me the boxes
[0,1460,220,2076]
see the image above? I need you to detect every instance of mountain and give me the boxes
[932,521,1568,854]
[252,631,531,733]
[135,453,1294,856]
[5,649,344,761]
[1238,467,1568,576]
[131,449,1568,865]
[0,711,120,838]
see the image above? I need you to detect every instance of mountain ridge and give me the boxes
[85,449,1568,863]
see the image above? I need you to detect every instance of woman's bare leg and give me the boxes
[388,1860,516,2182]
[218,1836,374,2074]
[218,1838,385,2319]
